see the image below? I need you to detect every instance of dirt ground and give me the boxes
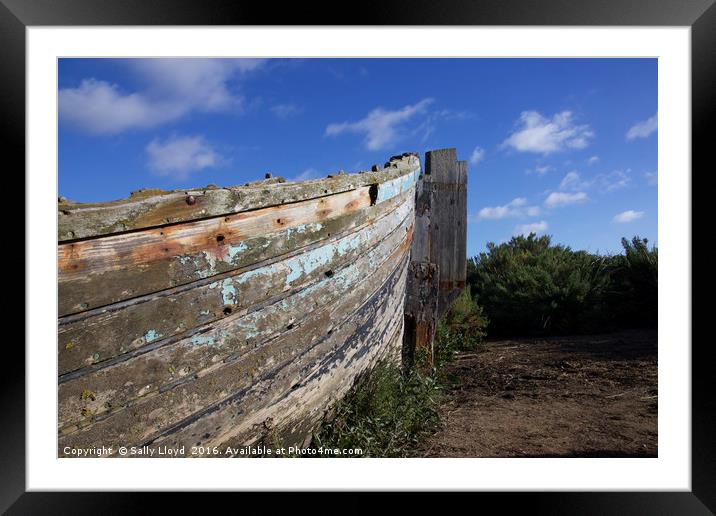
[417,330,657,458]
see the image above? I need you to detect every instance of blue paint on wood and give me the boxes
[191,335,215,346]
[221,278,238,305]
[144,329,163,343]
[375,168,419,204]
[228,241,248,262]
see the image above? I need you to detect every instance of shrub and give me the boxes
[468,233,657,337]
[440,288,488,351]
[603,237,658,328]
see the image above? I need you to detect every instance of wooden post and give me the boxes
[402,148,467,369]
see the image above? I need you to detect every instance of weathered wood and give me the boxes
[56,150,438,456]
[58,224,412,446]
[402,262,439,368]
[426,149,467,316]
[454,159,468,294]
[403,148,467,368]
[259,309,406,451]
[60,252,402,450]
[147,259,409,455]
[409,172,432,263]
[57,214,413,431]
[58,190,414,375]
[58,187,368,316]
[58,166,419,317]
[223,280,407,453]
[58,155,420,241]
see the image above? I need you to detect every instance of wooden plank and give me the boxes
[455,160,468,290]
[222,278,408,452]
[374,168,421,204]
[409,174,432,263]
[58,155,421,241]
[403,148,467,368]
[146,257,409,455]
[58,187,369,316]
[58,166,419,317]
[57,220,413,445]
[57,216,413,431]
[58,247,410,455]
[58,190,414,376]
[432,158,467,312]
[402,262,439,368]
[426,148,458,317]
[253,309,407,451]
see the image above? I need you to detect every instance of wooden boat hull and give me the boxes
[58,155,421,457]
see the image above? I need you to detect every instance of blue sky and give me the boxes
[59,58,657,256]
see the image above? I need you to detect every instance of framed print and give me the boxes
[4,0,713,511]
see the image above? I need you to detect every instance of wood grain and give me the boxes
[55,152,439,456]
[58,155,420,241]
[58,221,412,445]
[58,190,413,375]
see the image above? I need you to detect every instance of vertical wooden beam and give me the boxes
[455,159,468,292]
[402,148,467,369]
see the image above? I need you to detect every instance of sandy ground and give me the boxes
[417,330,657,458]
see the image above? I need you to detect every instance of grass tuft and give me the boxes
[312,364,442,457]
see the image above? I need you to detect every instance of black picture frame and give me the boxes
[4,0,712,512]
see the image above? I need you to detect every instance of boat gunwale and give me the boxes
[58,154,421,242]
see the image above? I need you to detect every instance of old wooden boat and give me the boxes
[57,149,466,457]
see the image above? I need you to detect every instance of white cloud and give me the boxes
[414,108,475,143]
[130,58,264,111]
[599,169,631,192]
[325,98,434,150]
[613,210,645,223]
[514,220,549,236]
[645,171,658,185]
[527,207,541,216]
[559,171,587,191]
[290,168,321,182]
[470,146,485,165]
[59,79,183,134]
[146,135,222,180]
[526,164,553,176]
[59,58,266,135]
[626,113,658,140]
[475,197,540,220]
[558,169,631,193]
[587,155,600,165]
[502,110,594,154]
[434,108,474,120]
[271,103,302,118]
[544,191,588,208]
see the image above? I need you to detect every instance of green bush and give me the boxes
[468,234,657,337]
[440,288,488,351]
[604,237,658,328]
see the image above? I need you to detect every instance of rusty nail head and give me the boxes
[186,195,196,205]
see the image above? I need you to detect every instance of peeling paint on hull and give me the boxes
[57,154,422,457]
